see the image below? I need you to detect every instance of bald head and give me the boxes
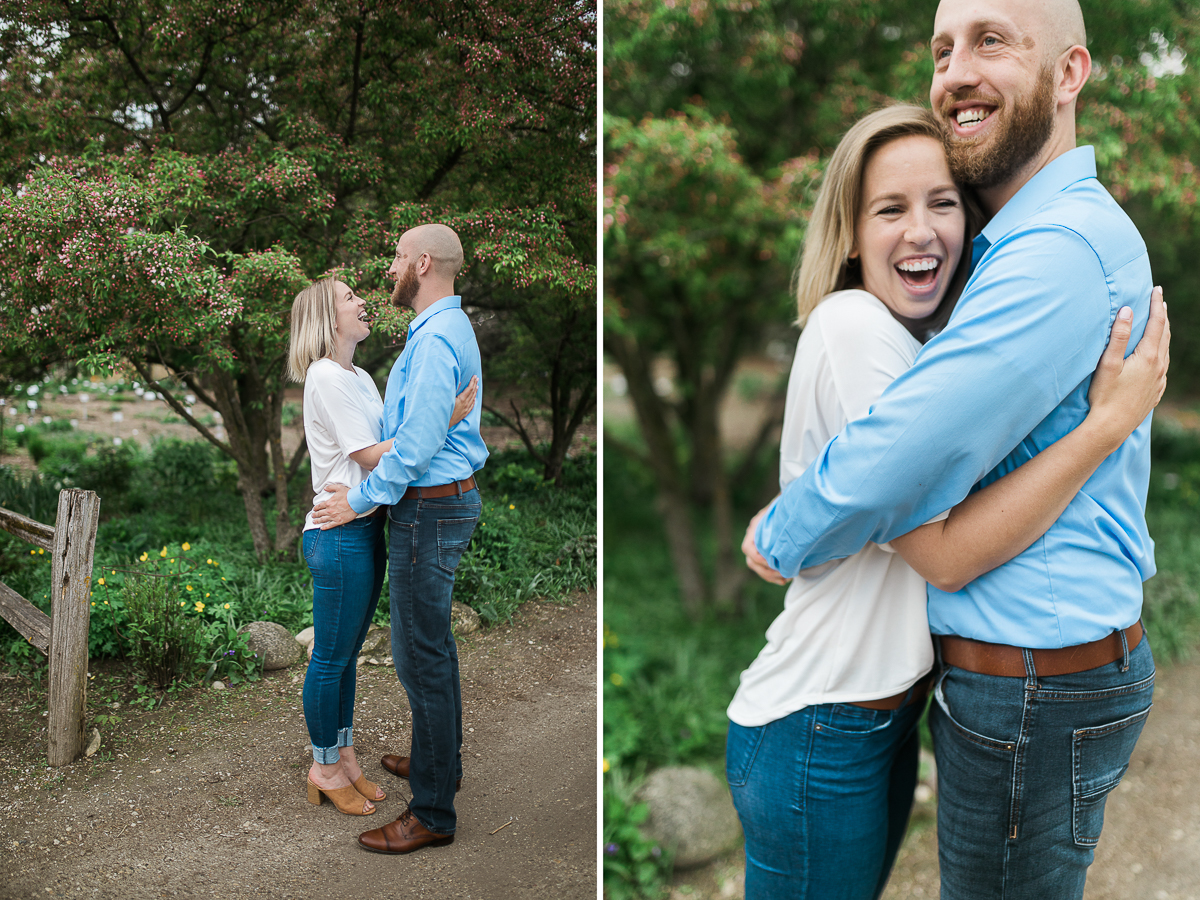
[1042,0,1086,55]
[401,224,464,279]
[934,0,1086,61]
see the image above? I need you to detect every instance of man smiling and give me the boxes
[748,0,1159,896]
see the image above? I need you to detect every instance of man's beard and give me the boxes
[943,64,1056,190]
[390,261,419,308]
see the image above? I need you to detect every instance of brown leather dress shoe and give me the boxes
[381,754,462,791]
[358,808,455,855]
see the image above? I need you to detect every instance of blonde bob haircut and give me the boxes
[793,104,983,326]
[287,278,340,383]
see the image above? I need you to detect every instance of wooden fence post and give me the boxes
[46,489,101,767]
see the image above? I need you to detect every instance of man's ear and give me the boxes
[417,252,433,276]
[1057,45,1091,106]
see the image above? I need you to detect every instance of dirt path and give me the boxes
[666,651,1200,900]
[0,591,597,900]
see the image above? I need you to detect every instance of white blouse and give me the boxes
[727,290,945,727]
[302,358,384,531]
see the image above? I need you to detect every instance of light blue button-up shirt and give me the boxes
[756,146,1155,648]
[347,295,488,513]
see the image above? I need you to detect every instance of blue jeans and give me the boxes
[726,699,924,900]
[301,514,386,764]
[387,487,481,835]
[930,632,1154,900]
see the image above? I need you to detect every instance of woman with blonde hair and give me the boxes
[288,277,475,816]
[726,105,1169,898]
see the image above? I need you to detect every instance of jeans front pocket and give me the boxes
[1072,704,1152,847]
[725,721,766,787]
[303,527,323,564]
[820,704,896,736]
[437,515,480,573]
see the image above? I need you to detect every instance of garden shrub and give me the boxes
[121,572,206,687]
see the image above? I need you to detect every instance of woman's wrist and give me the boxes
[1078,408,1133,456]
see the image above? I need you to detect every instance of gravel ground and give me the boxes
[0,591,597,900]
[665,650,1200,900]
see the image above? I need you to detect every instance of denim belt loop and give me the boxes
[1021,647,1038,684]
[455,479,463,498]
[1118,626,1131,673]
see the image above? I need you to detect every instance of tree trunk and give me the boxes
[606,332,711,614]
[655,488,707,621]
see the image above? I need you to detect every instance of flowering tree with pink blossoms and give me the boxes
[0,0,595,558]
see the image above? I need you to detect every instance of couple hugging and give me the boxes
[286,223,485,855]
[731,0,1171,898]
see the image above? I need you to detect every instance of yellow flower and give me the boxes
[170,559,175,563]
[509,504,514,510]
[207,559,213,565]
[602,758,610,773]
[610,673,624,686]
[97,578,105,585]
[194,601,205,612]
[139,553,148,562]
[186,585,193,592]
[181,542,191,551]
[221,577,226,581]
[29,550,34,555]
[103,600,109,606]
[205,593,210,598]
[223,603,230,610]
[38,548,44,555]
[160,546,168,558]
[180,601,186,607]
[90,602,95,607]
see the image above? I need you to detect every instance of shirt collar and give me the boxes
[407,295,462,339]
[976,146,1097,254]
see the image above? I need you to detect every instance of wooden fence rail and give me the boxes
[0,490,101,766]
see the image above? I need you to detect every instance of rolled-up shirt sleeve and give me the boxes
[347,334,459,513]
[756,225,1115,577]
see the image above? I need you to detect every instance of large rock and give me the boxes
[237,621,304,670]
[636,766,742,869]
[451,601,480,636]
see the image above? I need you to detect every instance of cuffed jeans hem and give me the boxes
[311,743,341,765]
[338,727,353,748]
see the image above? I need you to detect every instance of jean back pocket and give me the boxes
[1072,704,1152,847]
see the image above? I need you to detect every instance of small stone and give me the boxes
[914,784,933,803]
[294,626,315,646]
[367,657,381,666]
[359,625,391,657]
[211,681,226,691]
[84,729,101,758]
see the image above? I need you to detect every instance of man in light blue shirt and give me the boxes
[749,1,1157,896]
[314,223,487,855]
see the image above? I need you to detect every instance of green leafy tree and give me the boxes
[604,108,816,617]
[0,0,595,558]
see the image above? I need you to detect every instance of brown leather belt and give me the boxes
[849,672,934,711]
[938,621,1143,678]
[401,475,477,501]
